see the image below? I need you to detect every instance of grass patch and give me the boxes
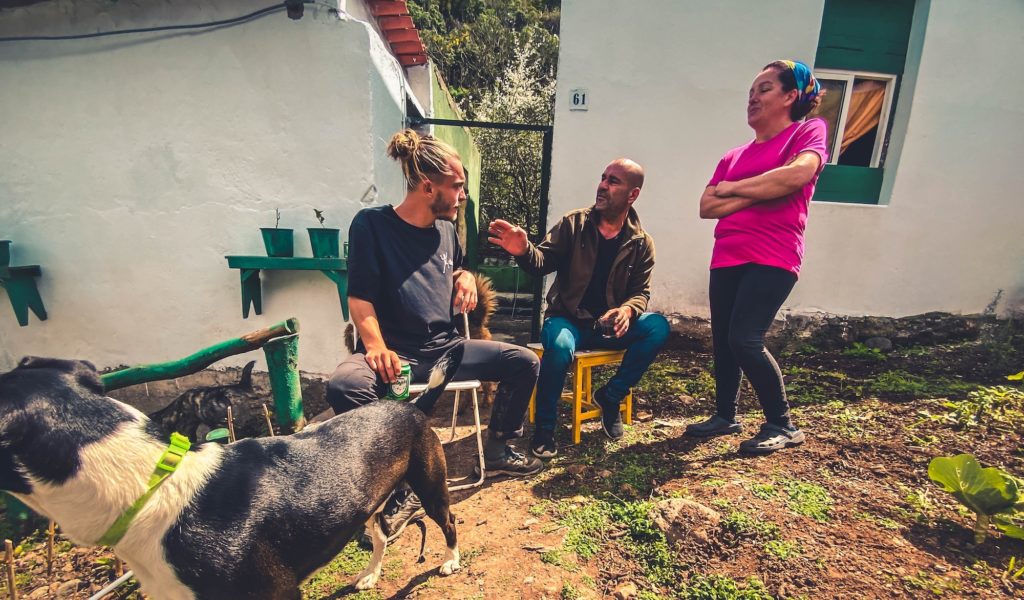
[560,582,584,600]
[763,539,800,560]
[856,511,902,530]
[842,342,887,362]
[300,542,382,600]
[782,480,833,522]
[678,574,773,599]
[903,571,962,596]
[555,499,609,560]
[748,483,777,500]
[784,367,860,405]
[634,360,717,401]
[721,510,780,540]
[541,548,579,572]
[871,370,975,399]
[608,500,677,587]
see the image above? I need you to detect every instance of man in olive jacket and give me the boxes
[488,158,670,457]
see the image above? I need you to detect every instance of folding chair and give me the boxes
[408,311,485,491]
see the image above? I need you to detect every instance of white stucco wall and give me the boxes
[0,0,417,373]
[550,0,1024,320]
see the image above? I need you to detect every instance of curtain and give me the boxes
[840,80,886,156]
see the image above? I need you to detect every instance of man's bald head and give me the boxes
[608,158,645,191]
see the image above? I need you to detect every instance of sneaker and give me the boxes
[530,430,558,459]
[738,423,806,455]
[363,488,425,546]
[482,446,544,477]
[684,415,742,438]
[594,386,624,440]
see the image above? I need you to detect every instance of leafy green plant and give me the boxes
[782,480,833,522]
[927,454,1024,543]
[1004,556,1024,581]
[842,342,886,362]
[678,574,772,600]
[763,539,800,560]
[721,510,779,540]
[871,370,929,398]
[917,385,1024,430]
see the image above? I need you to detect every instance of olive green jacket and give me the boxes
[515,207,655,321]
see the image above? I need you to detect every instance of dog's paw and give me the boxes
[440,558,461,576]
[353,570,380,590]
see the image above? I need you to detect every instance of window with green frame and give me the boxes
[811,0,916,204]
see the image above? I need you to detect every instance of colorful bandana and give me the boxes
[780,59,820,106]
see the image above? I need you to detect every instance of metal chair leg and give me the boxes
[449,388,486,491]
[449,390,461,443]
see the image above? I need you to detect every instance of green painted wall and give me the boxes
[430,67,483,268]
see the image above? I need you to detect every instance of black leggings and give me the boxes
[709,264,797,427]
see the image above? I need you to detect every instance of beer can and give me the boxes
[385,361,412,400]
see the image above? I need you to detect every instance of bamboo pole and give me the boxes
[46,521,55,575]
[5,539,17,600]
[100,318,299,391]
[262,404,275,437]
[226,406,237,443]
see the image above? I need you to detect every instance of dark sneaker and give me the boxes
[530,430,558,459]
[738,423,806,454]
[482,446,544,477]
[594,386,624,440]
[684,415,742,438]
[363,488,424,546]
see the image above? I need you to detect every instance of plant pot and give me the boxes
[260,228,294,257]
[0,240,10,267]
[308,228,340,258]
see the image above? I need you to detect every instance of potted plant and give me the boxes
[260,209,294,257]
[308,208,341,258]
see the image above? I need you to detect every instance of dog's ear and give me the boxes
[411,343,465,414]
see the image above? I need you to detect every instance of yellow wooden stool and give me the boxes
[527,342,633,444]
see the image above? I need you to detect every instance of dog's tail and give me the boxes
[410,344,464,414]
[466,272,497,331]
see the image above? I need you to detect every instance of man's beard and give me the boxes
[430,192,457,221]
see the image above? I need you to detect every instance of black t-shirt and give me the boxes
[579,230,624,319]
[347,206,462,353]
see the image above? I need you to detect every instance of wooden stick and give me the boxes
[46,521,55,575]
[227,406,237,443]
[115,556,124,577]
[262,404,275,437]
[5,539,17,600]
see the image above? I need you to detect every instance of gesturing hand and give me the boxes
[365,346,402,384]
[487,219,529,257]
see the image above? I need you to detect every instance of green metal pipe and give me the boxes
[100,318,300,391]
[262,333,305,432]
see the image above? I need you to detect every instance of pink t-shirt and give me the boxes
[708,118,828,276]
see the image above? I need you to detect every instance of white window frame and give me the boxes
[815,69,897,168]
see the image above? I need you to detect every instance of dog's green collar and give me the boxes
[97,432,191,547]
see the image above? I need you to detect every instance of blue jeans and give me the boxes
[534,312,670,433]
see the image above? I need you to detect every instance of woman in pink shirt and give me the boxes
[684,60,828,454]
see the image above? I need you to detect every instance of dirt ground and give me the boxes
[5,332,1024,599]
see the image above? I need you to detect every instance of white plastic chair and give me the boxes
[408,311,485,491]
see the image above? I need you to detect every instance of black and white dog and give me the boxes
[0,349,465,600]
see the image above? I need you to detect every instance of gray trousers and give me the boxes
[326,338,539,440]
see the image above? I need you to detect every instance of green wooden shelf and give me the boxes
[0,241,47,326]
[225,255,349,320]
